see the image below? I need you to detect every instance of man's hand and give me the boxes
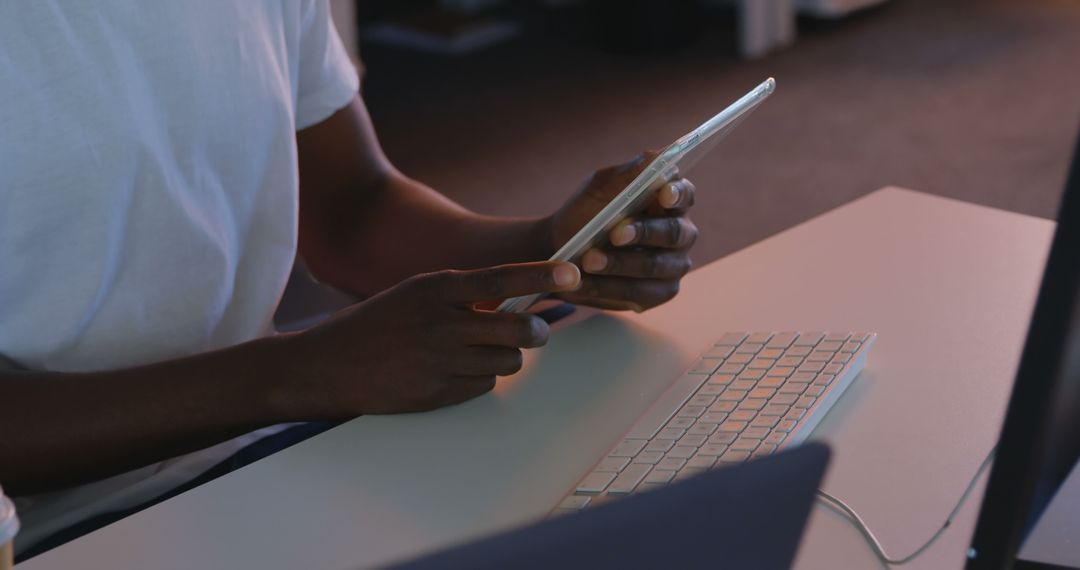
[272,261,581,417]
[546,152,698,312]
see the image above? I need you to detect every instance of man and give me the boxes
[0,0,697,557]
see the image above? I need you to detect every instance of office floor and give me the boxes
[357,0,1080,267]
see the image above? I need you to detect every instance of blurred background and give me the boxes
[282,0,1080,325]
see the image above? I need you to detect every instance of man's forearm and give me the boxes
[300,172,556,297]
[0,336,295,495]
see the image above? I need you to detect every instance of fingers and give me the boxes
[429,261,581,305]
[581,248,692,279]
[609,216,698,249]
[450,346,525,376]
[450,311,551,349]
[559,276,679,312]
[657,178,696,210]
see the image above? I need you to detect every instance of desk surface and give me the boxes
[20,188,1055,570]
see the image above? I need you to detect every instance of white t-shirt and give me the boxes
[0,0,359,553]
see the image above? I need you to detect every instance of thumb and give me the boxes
[436,261,581,305]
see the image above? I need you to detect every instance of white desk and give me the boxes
[20,188,1055,569]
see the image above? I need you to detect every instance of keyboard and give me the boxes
[553,331,876,514]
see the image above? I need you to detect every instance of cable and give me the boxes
[814,446,997,566]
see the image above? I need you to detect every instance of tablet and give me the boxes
[497,77,776,313]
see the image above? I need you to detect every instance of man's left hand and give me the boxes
[544,151,698,312]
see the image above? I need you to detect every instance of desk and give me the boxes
[20,188,1055,569]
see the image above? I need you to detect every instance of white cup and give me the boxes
[0,485,18,570]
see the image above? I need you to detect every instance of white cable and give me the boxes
[814,446,997,566]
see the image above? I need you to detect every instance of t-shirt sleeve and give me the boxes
[294,0,360,130]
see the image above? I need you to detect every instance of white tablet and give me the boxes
[498,77,776,313]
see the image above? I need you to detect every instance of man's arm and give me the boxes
[296,97,553,297]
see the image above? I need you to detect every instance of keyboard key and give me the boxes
[727,353,753,365]
[761,403,791,416]
[730,439,759,453]
[757,376,784,388]
[747,332,773,344]
[813,373,836,386]
[784,408,807,421]
[805,351,834,363]
[709,401,737,413]
[759,348,785,359]
[705,346,735,359]
[717,363,745,374]
[736,343,764,354]
[708,373,736,386]
[595,456,631,472]
[658,427,686,440]
[688,394,716,408]
[752,444,778,458]
[824,332,850,343]
[729,410,756,422]
[688,422,718,436]
[718,420,748,433]
[644,439,676,453]
[777,356,804,367]
[765,332,798,349]
[708,432,738,445]
[804,385,827,397]
[698,444,728,456]
[796,362,826,373]
[737,369,766,380]
[657,456,686,471]
[558,496,591,512]
[666,417,696,430]
[743,427,770,439]
[793,332,825,346]
[817,340,843,351]
[690,358,724,374]
[795,396,816,409]
[697,384,725,396]
[700,412,728,424]
[791,372,817,382]
[737,398,767,411]
[783,346,812,357]
[718,450,751,464]
[774,420,797,432]
[633,451,664,464]
[716,332,748,346]
[764,432,787,446]
[719,389,747,402]
[608,463,652,494]
[747,358,775,369]
[822,363,843,375]
[610,439,647,457]
[766,366,795,378]
[779,382,809,395]
[771,393,797,406]
[686,455,716,470]
[841,341,862,353]
[677,405,706,418]
[748,387,776,400]
[850,332,872,342]
[576,471,616,494]
[644,468,676,485]
[750,415,780,428]
[830,353,852,364]
[667,445,697,459]
[675,468,706,481]
[730,379,756,391]
[678,434,708,447]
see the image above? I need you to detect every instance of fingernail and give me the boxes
[662,183,680,208]
[553,263,581,287]
[612,224,636,246]
[582,249,608,273]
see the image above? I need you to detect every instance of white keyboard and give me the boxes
[554,331,876,514]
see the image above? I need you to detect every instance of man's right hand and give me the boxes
[270,261,582,418]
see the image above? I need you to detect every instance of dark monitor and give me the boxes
[966,133,1080,569]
